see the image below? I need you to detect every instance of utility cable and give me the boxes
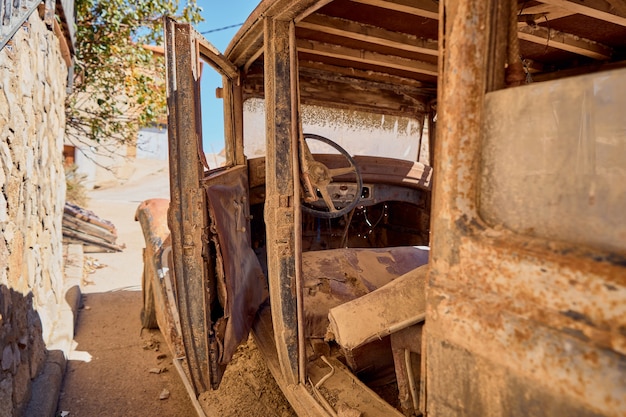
[200,23,243,34]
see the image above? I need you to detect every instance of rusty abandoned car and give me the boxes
[135,0,626,416]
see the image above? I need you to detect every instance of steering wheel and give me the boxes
[300,133,363,219]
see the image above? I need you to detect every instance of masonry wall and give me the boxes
[0,11,67,416]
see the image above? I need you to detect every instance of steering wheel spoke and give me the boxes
[328,167,357,177]
[318,186,338,213]
[300,134,363,219]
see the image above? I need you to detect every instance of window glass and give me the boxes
[243,98,427,163]
[480,68,626,254]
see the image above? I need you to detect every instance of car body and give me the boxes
[137,1,626,416]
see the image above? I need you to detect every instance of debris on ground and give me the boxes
[63,202,125,252]
[81,256,106,285]
[142,337,160,352]
[198,336,296,416]
[159,388,171,400]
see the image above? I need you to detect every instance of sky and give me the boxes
[194,1,261,155]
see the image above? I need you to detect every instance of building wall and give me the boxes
[137,127,168,160]
[0,11,67,416]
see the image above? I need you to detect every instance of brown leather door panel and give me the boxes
[205,175,268,369]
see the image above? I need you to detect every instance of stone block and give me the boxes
[0,142,12,174]
[0,8,69,417]
[27,310,45,380]
[0,193,7,223]
[12,356,31,416]
[0,86,9,121]
[2,344,14,371]
[0,374,14,417]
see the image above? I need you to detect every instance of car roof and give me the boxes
[225,0,626,117]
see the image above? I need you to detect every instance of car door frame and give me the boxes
[164,17,245,395]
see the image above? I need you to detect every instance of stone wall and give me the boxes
[0,10,68,416]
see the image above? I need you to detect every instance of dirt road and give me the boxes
[56,160,197,417]
[56,159,295,417]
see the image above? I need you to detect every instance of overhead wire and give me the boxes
[200,23,244,34]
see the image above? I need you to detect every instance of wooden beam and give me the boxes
[606,0,626,16]
[263,16,300,386]
[539,0,626,27]
[517,25,613,60]
[53,19,72,68]
[300,60,433,88]
[299,64,434,95]
[299,13,438,56]
[297,39,438,76]
[242,70,431,117]
[350,0,439,20]
[531,59,626,82]
[299,75,427,113]
[196,37,239,81]
[518,3,575,22]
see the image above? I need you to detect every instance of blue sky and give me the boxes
[195,1,260,155]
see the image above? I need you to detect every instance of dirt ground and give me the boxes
[198,336,296,417]
[56,159,295,417]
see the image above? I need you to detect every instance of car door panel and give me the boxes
[165,18,262,392]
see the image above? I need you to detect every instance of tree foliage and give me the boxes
[66,0,203,145]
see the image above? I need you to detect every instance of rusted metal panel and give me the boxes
[427,274,625,416]
[205,175,268,367]
[425,330,610,417]
[135,199,184,358]
[428,1,626,416]
[164,18,212,395]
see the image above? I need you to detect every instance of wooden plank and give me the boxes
[300,60,432,88]
[263,16,300,386]
[61,227,123,252]
[299,13,438,56]
[539,0,626,27]
[606,0,626,16]
[517,25,613,60]
[297,38,438,76]
[518,3,575,22]
[350,0,439,20]
[242,66,434,117]
[62,214,117,244]
[64,203,117,234]
[298,77,426,116]
[196,35,239,80]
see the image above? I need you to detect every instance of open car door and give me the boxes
[164,18,268,395]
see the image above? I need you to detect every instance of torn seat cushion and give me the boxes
[302,246,429,340]
[327,264,428,351]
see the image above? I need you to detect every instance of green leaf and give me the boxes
[67,0,202,143]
